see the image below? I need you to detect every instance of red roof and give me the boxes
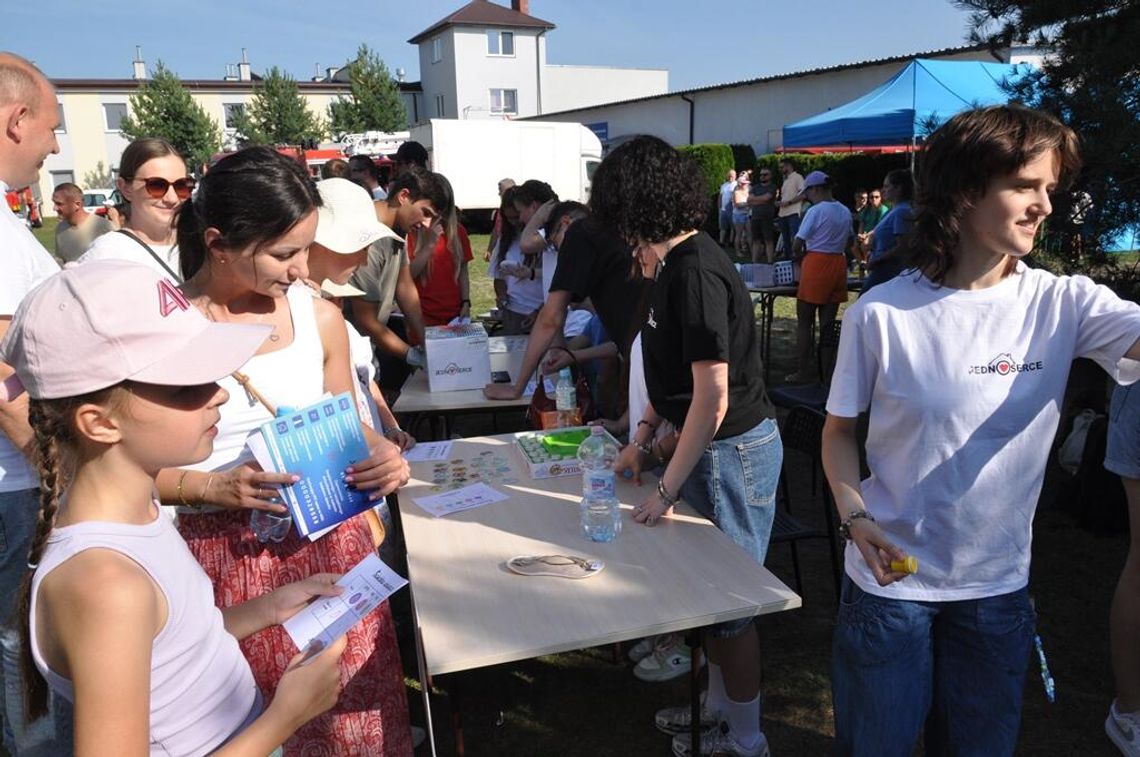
[408,0,554,44]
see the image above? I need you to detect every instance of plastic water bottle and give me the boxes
[577,426,621,542]
[555,367,576,411]
[251,506,292,543]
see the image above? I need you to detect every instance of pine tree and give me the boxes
[954,0,1140,286]
[327,44,408,135]
[231,67,326,147]
[120,61,222,170]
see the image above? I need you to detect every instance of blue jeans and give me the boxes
[1106,382,1140,479]
[831,576,1035,757]
[778,214,801,258]
[680,417,782,638]
[1,488,73,755]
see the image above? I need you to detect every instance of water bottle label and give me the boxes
[584,470,615,499]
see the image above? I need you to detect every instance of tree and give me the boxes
[327,44,408,135]
[82,161,115,189]
[120,61,222,169]
[231,66,326,147]
[954,1,1140,289]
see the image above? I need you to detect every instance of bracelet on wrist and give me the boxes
[838,510,876,541]
[657,477,680,508]
[632,439,652,457]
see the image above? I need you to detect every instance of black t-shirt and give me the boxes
[642,232,775,438]
[549,217,651,355]
[750,181,777,219]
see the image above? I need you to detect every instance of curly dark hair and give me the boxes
[899,104,1081,283]
[589,135,708,244]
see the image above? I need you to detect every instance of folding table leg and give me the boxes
[686,630,703,754]
[410,586,439,757]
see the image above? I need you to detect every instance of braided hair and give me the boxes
[16,387,126,722]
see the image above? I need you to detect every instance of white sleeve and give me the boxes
[826,301,877,416]
[795,206,817,241]
[1070,275,1140,384]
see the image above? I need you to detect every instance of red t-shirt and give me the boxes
[409,225,473,326]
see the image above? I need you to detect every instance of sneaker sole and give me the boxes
[655,716,716,737]
[1106,713,1140,757]
[671,735,770,757]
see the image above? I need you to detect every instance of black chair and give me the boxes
[768,406,842,600]
[767,319,842,411]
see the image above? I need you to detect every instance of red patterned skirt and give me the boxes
[178,510,412,756]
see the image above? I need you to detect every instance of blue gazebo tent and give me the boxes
[782,59,1029,149]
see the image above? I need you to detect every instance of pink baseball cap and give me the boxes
[0,261,271,400]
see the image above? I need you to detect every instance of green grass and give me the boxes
[32,216,57,254]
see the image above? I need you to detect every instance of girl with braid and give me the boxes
[1,261,347,756]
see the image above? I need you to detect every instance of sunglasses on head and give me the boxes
[138,177,196,200]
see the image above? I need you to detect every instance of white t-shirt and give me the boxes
[78,230,181,281]
[489,238,544,316]
[827,263,1140,601]
[795,200,852,254]
[0,182,61,491]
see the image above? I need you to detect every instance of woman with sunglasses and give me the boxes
[77,138,193,280]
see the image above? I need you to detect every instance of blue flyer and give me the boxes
[258,392,372,537]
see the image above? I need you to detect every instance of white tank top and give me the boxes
[29,508,259,756]
[181,284,327,510]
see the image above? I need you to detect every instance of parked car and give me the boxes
[83,188,114,217]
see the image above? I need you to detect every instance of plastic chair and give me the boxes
[769,406,842,600]
[767,319,842,411]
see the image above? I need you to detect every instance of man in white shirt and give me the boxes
[0,51,72,754]
[718,169,737,245]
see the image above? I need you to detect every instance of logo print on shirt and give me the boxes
[156,279,190,317]
[646,307,657,329]
[967,353,1045,376]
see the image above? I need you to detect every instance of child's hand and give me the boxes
[270,574,342,625]
[272,636,348,730]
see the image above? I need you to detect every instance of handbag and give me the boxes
[526,346,597,430]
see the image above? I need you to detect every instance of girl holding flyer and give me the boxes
[3,261,347,755]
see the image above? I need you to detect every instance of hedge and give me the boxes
[677,143,734,197]
[730,144,757,173]
[755,152,910,206]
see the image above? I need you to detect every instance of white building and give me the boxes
[527,44,1045,154]
[409,0,668,120]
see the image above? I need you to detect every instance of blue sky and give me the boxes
[4,0,978,91]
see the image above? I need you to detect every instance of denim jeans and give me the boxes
[778,214,801,258]
[831,576,1035,757]
[1,487,74,755]
[680,417,782,638]
[1106,382,1140,479]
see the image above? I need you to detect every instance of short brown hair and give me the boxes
[118,137,183,181]
[51,182,82,203]
[901,105,1081,283]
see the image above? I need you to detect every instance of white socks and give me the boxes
[705,660,728,716]
[724,691,763,750]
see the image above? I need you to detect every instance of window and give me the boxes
[55,102,66,133]
[487,30,514,56]
[431,37,442,64]
[102,103,128,131]
[434,94,445,118]
[50,170,75,187]
[489,88,517,115]
[223,103,245,129]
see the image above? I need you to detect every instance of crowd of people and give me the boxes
[2,49,1140,757]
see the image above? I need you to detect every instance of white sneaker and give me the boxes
[627,635,657,663]
[655,697,718,736]
[1107,700,1140,756]
[672,721,770,757]
[633,634,691,682]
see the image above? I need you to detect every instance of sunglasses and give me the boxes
[137,177,196,200]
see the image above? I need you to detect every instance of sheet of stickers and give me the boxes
[426,450,521,492]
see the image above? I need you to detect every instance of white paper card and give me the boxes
[402,441,453,463]
[283,553,407,652]
[412,482,509,518]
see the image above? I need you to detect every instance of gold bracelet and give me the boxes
[176,470,191,507]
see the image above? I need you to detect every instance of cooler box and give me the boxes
[424,323,491,392]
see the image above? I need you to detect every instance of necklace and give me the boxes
[200,302,279,341]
